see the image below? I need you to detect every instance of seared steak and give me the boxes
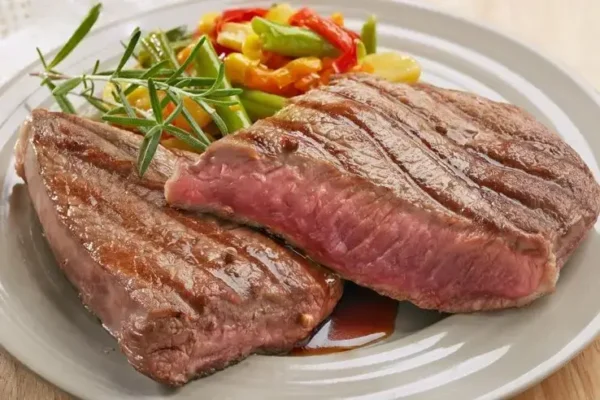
[166,73,600,313]
[15,109,342,386]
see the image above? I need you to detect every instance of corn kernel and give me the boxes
[198,12,221,35]
[265,3,295,24]
[242,33,264,61]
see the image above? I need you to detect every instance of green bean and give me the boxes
[194,40,251,133]
[238,89,286,121]
[361,15,377,55]
[251,17,339,58]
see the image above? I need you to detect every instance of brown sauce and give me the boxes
[292,283,398,355]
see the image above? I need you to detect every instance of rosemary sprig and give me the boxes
[35,4,102,113]
[31,3,244,177]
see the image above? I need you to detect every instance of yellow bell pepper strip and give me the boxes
[163,96,213,131]
[361,15,377,55]
[193,40,252,132]
[251,17,339,58]
[238,89,286,121]
[216,22,254,52]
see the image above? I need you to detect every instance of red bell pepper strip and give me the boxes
[215,7,268,33]
[290,8,358,73]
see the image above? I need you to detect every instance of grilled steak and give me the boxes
[15,109,342,386]
[166,73,600,313]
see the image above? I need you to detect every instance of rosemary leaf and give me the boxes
[163,124,208,152]
[115,28,141,75]
[48,3,102,69]
[167,36,206,84]
[80,94,110,113]
[137,125,162,176]
[105,106,126,115]
[201,62,225,98]
[173,77,215,87]
[52,77,83,96]
[165,91,210,145]
[56,97,77,113]
[147,79,163,124]
[102,115,157,127]
[36,48,48,70]
[44,80,76,113]
[116,85,139,120]
[123,60,172,96]
[163,98,184,125]
[197,99,228,135]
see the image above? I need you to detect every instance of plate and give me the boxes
[1,1,600,399]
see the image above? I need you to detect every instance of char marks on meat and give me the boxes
[16,109,342,385]
[166,73,600,313]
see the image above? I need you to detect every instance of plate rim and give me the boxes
[0,1,599,399]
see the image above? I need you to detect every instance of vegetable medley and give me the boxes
[33,3,421,172]
[102,4,421,150]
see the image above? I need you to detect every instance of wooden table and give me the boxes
[2,0,600,398]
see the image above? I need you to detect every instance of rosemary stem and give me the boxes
[31,72,217,101]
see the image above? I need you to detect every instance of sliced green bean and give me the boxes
[251,17,339,58]
[239,89,286,121]
[361,15,377,55]
[194,40,251,133]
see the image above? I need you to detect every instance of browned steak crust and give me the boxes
[166,73,600,312]
[16,109,342,386]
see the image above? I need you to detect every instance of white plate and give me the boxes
[1,1,599,399]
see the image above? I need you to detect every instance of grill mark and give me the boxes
[235,118,339,166]
[414,83,583,164]
[345,78,572,233]
[302,89,524,234]
[268,113,365,176]
[344,78,576,217]
[269,114,364,168]
[38,136,236,312]
[411,86,585,190]
[45,120,270,269]
[345,76,580,189]
[44,154,222,312]
[400,93,587,223]
[288,101,456,218]
[164,208,298,289]
[48,132,296,295]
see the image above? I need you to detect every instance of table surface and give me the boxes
[1,0,600,399]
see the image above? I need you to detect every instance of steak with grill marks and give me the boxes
[15,109,342,386]
[165,73,600,312]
